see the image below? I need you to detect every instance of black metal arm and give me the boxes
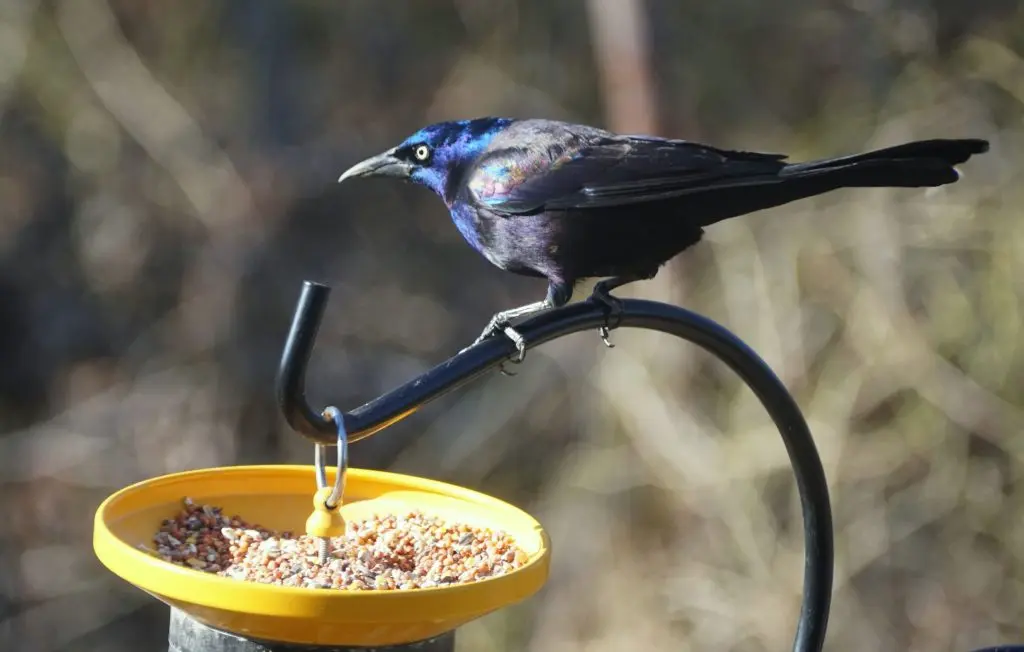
[275,280,834,652]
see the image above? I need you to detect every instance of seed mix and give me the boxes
[145,497,530,590]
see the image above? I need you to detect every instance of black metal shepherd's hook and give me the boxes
[276,280,834,652]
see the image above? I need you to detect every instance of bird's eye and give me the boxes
[413,145,431,162]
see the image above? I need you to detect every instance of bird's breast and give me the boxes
[448,203,554,278]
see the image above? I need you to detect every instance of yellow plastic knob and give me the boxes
[304,486,346,538]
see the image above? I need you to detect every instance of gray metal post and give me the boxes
[167,608,455,652]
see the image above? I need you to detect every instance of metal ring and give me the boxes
[314,406,347,509]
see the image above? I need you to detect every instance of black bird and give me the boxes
[338,117,988,359]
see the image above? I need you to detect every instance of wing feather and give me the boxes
[466,130,789,215]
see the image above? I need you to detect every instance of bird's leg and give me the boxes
[590,272,655,347]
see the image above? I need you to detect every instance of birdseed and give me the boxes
[144,497,530,590]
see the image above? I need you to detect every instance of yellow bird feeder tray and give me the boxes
[93,464,550,649]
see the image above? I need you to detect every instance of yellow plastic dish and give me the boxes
[93,465,550,647]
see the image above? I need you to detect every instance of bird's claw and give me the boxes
[502,326,527,362]
[499,362,518,377]
[498,326,527,376]
[460,320,528,376]
[590,282,625,348]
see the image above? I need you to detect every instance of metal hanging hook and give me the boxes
[314,406,348,509]
[276,279,834,652]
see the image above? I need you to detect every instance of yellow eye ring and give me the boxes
[413,145,431,161]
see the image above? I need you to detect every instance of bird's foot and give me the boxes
[590,280,626,348]
[498,325,527,376]
[456,315,529,376]
[458,300,553,371]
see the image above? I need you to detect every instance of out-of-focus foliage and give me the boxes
[0,0,1021,650]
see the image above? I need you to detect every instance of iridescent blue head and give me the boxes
[338,117,514,202]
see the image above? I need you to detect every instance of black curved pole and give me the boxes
[276,280,834,652]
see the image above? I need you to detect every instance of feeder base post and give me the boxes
[168,608,456,652]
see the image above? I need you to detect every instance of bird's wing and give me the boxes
[466,132,790,214]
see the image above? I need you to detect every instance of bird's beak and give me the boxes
[337,148,412,183]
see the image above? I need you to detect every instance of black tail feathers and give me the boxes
[781,138,989,189]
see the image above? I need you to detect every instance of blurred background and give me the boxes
[0,0,1020,650]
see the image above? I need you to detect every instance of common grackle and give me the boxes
[338,117,988,362]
